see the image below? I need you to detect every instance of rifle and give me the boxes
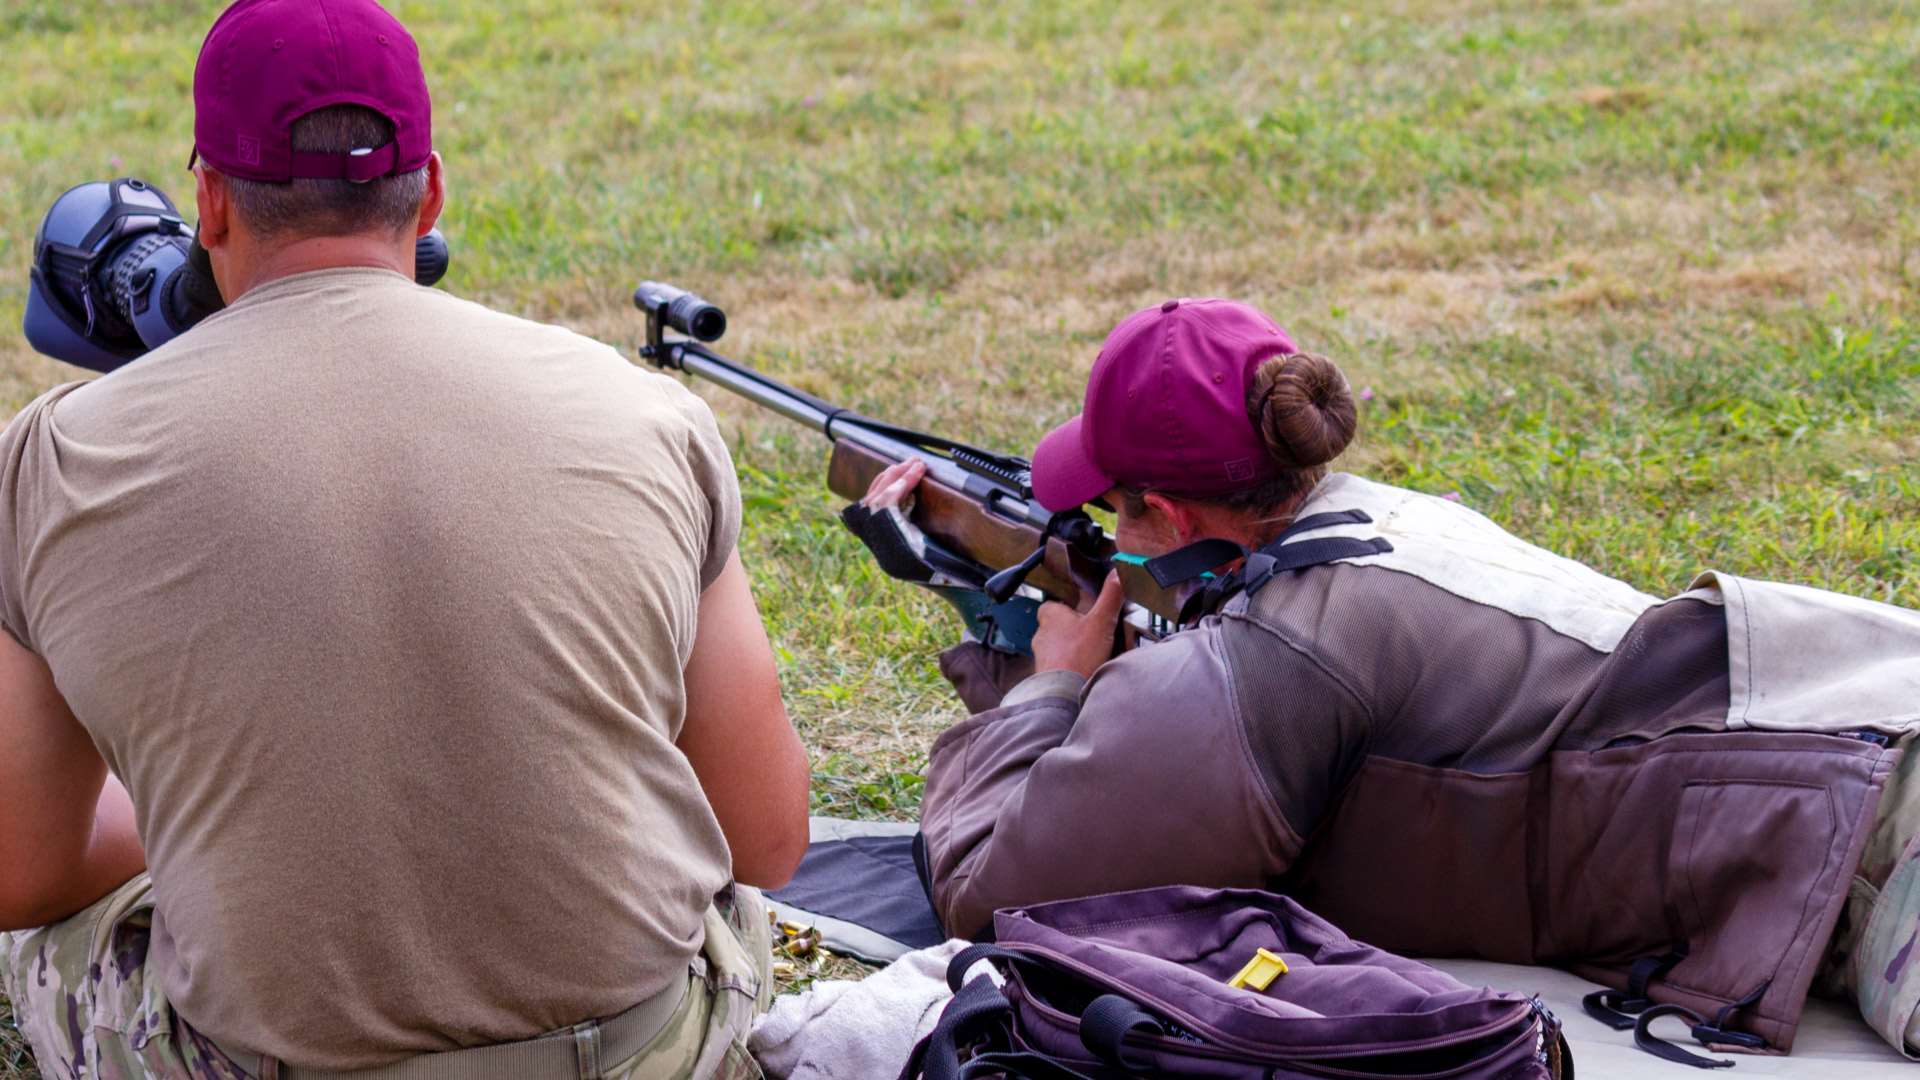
[634,281,1185,655]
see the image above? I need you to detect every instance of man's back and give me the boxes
[0,267,741,1065]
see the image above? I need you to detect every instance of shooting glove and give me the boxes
[839,503,983,588]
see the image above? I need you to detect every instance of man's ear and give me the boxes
[415,152,445,237]
[193,166,230,250]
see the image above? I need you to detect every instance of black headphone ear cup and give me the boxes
[413,228,450,288]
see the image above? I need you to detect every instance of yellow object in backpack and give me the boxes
[1228,948,1290,991]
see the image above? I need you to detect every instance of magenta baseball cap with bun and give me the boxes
[1031,298,1299,512]
[190,0,431,183]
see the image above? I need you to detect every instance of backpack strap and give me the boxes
[1272,508,1385,541]
[901,975,1014,1080]
[1142,509,1383,589]
[948,945,1169,1075]
[1630,981,1770,1071]
[1077,994,1165,1073]
[1632,1005,1736,1070]
[945,943,1024,992]
[1239,536,1394,596]
[1582,947,1689,1029]
[1139,538,1243,588]
[903,948,1106,1080]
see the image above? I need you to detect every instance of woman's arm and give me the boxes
[919,626,1308,938]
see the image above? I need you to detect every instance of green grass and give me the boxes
[3,1,1919,1073]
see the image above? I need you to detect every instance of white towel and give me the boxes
[750,940,986,1080]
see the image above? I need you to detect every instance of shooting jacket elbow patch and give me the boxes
[937,641,1037,713]
[1001,669,1087,709]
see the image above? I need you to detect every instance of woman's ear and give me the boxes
[1141,492,1202,544]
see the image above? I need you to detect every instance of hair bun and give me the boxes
[1248,352,1357,470]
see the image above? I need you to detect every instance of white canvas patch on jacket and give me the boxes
[1288,473,1660,654]
[1689,571,1920,736]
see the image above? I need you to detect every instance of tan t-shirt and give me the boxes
[0,267,743,1068]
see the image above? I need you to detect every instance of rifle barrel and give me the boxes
[650,335,1175,639]
[661,341,1053,531]
[666,342,837,433]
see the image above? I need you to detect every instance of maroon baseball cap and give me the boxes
[1030,298,1299,511]
[190,0,432,183]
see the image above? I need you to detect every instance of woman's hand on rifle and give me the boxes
[1031,571,1125,680]
[861,457,927,511]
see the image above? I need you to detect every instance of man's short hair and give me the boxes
[225,105,427,238]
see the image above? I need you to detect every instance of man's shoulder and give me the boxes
[402,284,613,354]
[206,267,617,368]
[23,277,715,441]
[401,288,701,398]
[0,382,91,451]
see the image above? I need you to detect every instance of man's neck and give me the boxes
[221,233,415,301]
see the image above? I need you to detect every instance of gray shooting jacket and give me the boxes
[921,472,1920,1051]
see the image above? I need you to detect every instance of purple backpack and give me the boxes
[902,886,1571,1079]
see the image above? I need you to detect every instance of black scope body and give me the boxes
[634,281,726,342]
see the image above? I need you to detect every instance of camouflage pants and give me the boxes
[1822,737,1920,1057]
[0,874,772,1079]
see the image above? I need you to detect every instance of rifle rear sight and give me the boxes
[634,281,726,363]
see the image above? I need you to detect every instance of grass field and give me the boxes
[4,0,1919,1072]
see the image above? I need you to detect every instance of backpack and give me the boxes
[901,885,1572,1079]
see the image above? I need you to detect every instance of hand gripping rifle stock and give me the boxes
[633,282,1184,654]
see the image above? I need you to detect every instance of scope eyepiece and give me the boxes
[634,281,726,342]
